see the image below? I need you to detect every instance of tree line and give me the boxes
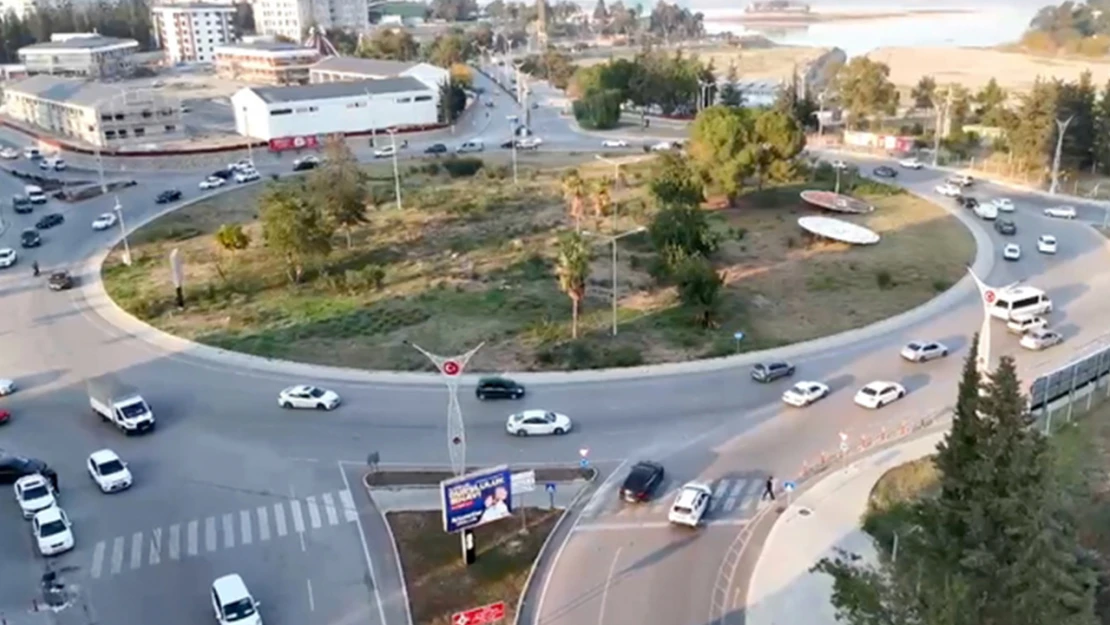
[1023,0,1110,56]
[0,0,155,63]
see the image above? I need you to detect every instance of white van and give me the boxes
[23,146,41,160]
[24,184,47,204]
[989,286,1053,321]
[456,139,484,154]
[211,574,262,625]
[974,202,998,220]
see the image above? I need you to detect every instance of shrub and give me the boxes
[572,88,623,130]
[442,157,484,178]
[876,269,894,290]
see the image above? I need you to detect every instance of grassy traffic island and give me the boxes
[102,151,974,371]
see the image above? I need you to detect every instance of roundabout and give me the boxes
[2,71,1110,625]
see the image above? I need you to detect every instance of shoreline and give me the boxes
[716,8,977,25]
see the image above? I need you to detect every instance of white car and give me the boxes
[1044,205,1077,219]
[650,141,675,152]
[935,183,961,197]
[39,157,66,171]
[516,137,543,150]
[506,409,572,436]
[228,159,254,171]
[854,381,906,409]
[212,574,262,625]
[0,248,17,268]
[91,213,117,230]
[900,341,948,362]
[601,139,629,148]
[992,198,1015,212]
[199,176,226,190]
[1037,234,1057,254]
[1002,243,1021,261]
[0,378,14,395]
[898,157,924,169]
[87,449,133,493]
[974,203,998,220]
[234,168,260,183]
[14,474,56,519]
[1006,315,1047,335]
[294,155,319,168]
[668,482,712,527]
[0,147,18,159]
[32,506,74,556]
[373,145,397,159]
[1020,328,1063,351]
[278,385,341,410]
[781,381,830,407]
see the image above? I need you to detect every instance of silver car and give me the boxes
[900,341,948,362]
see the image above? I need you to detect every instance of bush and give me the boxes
[861,456,940,550]
[648,204,720,276]
[875,269,894,290]
[442,157,484,178]
[572,88,623,130]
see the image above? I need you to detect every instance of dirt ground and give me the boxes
[575,46,831,81]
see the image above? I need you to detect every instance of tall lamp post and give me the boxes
[1049,115,1074,196]
[967,267,1020,375]
[507,115,520,185]
[114,196,132,266]
[242,106,255,165]
[386,127,402,210]
[584,226,647,336]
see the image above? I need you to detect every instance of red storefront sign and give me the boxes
[268,135,320,152]
[451,602,505,625]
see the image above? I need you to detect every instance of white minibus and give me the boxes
[989,286,1053,321]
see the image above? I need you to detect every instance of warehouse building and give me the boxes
[214,40,320,85]
[3,75,184,147]
[308,57,448,91]
[229,77,438,141]
[18,34,139,78]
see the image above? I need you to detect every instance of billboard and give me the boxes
[1029,344,1110,412]
[268,135,320,152]
[842,131,915,154]
[441,465,513,533]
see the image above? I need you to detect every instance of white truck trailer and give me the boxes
[87,375,155,434]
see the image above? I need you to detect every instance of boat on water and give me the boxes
[744,1,812,14]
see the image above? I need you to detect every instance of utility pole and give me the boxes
[1049,115,1074,195]
[931,88,953,168]
[387,128,402,210]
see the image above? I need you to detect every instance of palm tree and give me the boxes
[561,170,586,230]
[556,231,591,339]
[591,176,612,221]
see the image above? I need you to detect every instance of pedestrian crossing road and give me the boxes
[87,489,359,580]
[577,476,772,528]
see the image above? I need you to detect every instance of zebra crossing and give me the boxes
[578,476,768,524]
[87,489,359,580]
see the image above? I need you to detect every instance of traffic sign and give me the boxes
[579,458,589,468]
[579,448,589,458]
[545,483,556,493]
[839,442,849,453]
[984,289,996,304]
[838,432,848,442]
[511,470,536,493]
[733,331,745,341]
[453,601,506,625]
[783,481,796,493]
[442,360,461,376]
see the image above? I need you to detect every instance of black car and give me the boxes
[621,461,665,502]
[0,455,55,485]
[211,169,234,180]
[48,270,73,291]
[12,195,32,214]
[475,377,525,400]
[20,228,41,248]
[424,143,448,155]
[994,219,1017,235]
[293,156,320,171]
[873,166,898,178]
[957,196,979,209]
[751,361,795,383]
[155,189,182,204]
[500,139,516,149]
[35,213,64,229]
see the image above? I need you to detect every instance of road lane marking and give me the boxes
[223,514,235,549]
[322,492,339,526]
[339,489,358,522]
[598,548,623,625]
[129,532,143,570]
[712,481,729,510]
[273,503,288,537]
[240,510,252,545]
[725,480,747,511]
[291,499,305,533]
[306,579,315,612]
[90,541,105,579]
[306,496,322,529]
[338,461,389,625]
[576,519,750,532]
[169,524,181,560]
[110,537,124,575]
[188,520,199,556]
[149,528,162,566]
[205,517,217,552]
[257,507,270,542]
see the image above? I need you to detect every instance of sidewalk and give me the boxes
[745,431,945,625]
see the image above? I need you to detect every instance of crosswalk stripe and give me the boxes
[110,536,124,575]
[724,497,737,512]
[322,493,339,526]
[339,489,358,522]
[257,507,271,542]
[222,514,235,549]
[713,481,729,499]
[205,517,217,552]
[273,503,288,537]
[129,532,143,570]
[240,510,253,545]
[291,499,305,533]
[188,520,199,556]
[306,496,322,529]
[149,528,162,566]
[169,524,181,560]
[90,541,105,579]
[729,481,746,498]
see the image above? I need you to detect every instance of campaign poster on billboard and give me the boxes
[441,465,513,533]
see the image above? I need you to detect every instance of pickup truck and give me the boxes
[87,375,155,434]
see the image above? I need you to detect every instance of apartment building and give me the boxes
[252,0,369,41]
[214,40,320,85]
[3,75,184,147]
[18,34,139,78]
[152,3,238,64]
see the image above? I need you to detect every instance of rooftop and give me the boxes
[152,2,237,10]
[216,41,320,54]
[19,35,138,52]
[247,77,431,103]
[6,75,135,107]
[310,56,420,76]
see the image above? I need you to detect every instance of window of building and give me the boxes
[114,113,124,120]
[165,124,177,132]
[100,113,112,121]
[396,97,412,103]
[414,95,432,102]
[141,110,152,118]
[270,108,292,116]
[118,129,128,138]
[134,127,145,137]
[105,129,117,139]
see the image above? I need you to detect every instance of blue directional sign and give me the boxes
[579,458,589,469]
[734,331,745,341]
[783,481,797,493]
[545,483,557,494]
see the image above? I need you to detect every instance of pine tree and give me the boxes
[718,62,743,107]
[1058,70,1099,172]
[1007,77,1060,174]
[1094,78,1110,174]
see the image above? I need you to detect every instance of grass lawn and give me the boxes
[387,508,560,625]
[102,155,974,371]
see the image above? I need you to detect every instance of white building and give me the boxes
[214,40,320,85]
[309,57,448,91]
[230,77,438,141]
[152,3,238,64]
[252,0,369,42]
[18,34,139,78]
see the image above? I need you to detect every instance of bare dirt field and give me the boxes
[576,45,831,81]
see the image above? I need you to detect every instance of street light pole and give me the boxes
[931,88,953,168]
[387,128,402,210]
[1049,115,1074,195]
[242,106,254,165]
[114,196,132,266]
[584,227,647,336]
[95,146,106,194]
[508,117,519,185]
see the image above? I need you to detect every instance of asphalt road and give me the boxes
[0,68,1108,625]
